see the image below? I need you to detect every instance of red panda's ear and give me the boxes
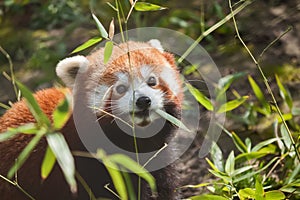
[148,39,164,52]
[56,55,89,89]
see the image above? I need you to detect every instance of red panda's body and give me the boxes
[0,40,183,199]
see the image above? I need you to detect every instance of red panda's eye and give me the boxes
[116,85,127,94]
[147,76,157,87]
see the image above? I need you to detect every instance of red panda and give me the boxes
[0,40,183,199]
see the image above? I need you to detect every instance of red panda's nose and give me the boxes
[136,96,151,110]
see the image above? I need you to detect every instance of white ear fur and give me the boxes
[148,39,164,52]
[56,55,89,88]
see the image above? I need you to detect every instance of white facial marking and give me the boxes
[160,67,180,96]
[89,85,111,113]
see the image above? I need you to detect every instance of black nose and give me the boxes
[136,96,151,110]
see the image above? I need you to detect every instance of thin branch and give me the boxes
[143,143,168,168]
[0,45,19,100]
[0,174,35,200]
[104,183,121,199]
[258,26,292,62]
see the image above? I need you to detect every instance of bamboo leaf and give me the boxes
[16,81,50,126]
[255,176,264,200]
[239,188,256,199]
[265,191,285,200]
[248,75,270,113]
[0,123,36,142]
[53,97,71,130]
[216,72,246,101]
[225,151,235,176]
[217,96,248,113]
[109,154,157,193]
[92,13,108,38]
[233,157,278,183]
[155,109,191,132]
[71,37,102,54]
[186,83,213,111]
[252,138,278,152]
[231,131,248,153]
[47,133,77,193]
[134,2,167,11]
[97,150,128,200]
[210,142,224,172]
[275,74,293,109]
[104,41,114,64]
[41,146,56,179]
[205,158,221,172]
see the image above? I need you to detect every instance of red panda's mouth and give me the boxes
[129,109,152,126]
[130,109,150,118]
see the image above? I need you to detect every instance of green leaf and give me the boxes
[216,72,246,101]
[97,150,128,200]
[217,96,248,113]
[104,41,113,64]
[0,123,36,142]
[16,81,50,126]
[71,37,102,54]
[233,157,278,183]
[275,74,293,109]
[210,142,224,172]
[255,176,264,200]
[92,13,108,38]
[231,165,253,177]
[134,2,167,11]
[206,158,221,172]
[181,182,210,189]
[190,194,229,200]
[236,145,276,161]
[47,133,77,193]
[252,138,278,152]
[231,131,248,153]
[239,188,256,199]
[53,96,71,130]
[285,165,300,184]
[225,151,235,176]
[186,83,213,111]
[183,64,199,75]
[280,124,292,149]
[208,169,231,183]
[248,75,270,113]
[109,154,157,193]
[121,170,136,200]
[8,131,44,178]
[155,109,191,132]
[41,146,56,179]
[265,190,285,200]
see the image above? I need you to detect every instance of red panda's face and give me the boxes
[56,40,183,127]
[109,67,164,126]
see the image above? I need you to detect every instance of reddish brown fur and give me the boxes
[0,88,72,200]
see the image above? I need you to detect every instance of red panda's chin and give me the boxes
[136,119,151,127]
